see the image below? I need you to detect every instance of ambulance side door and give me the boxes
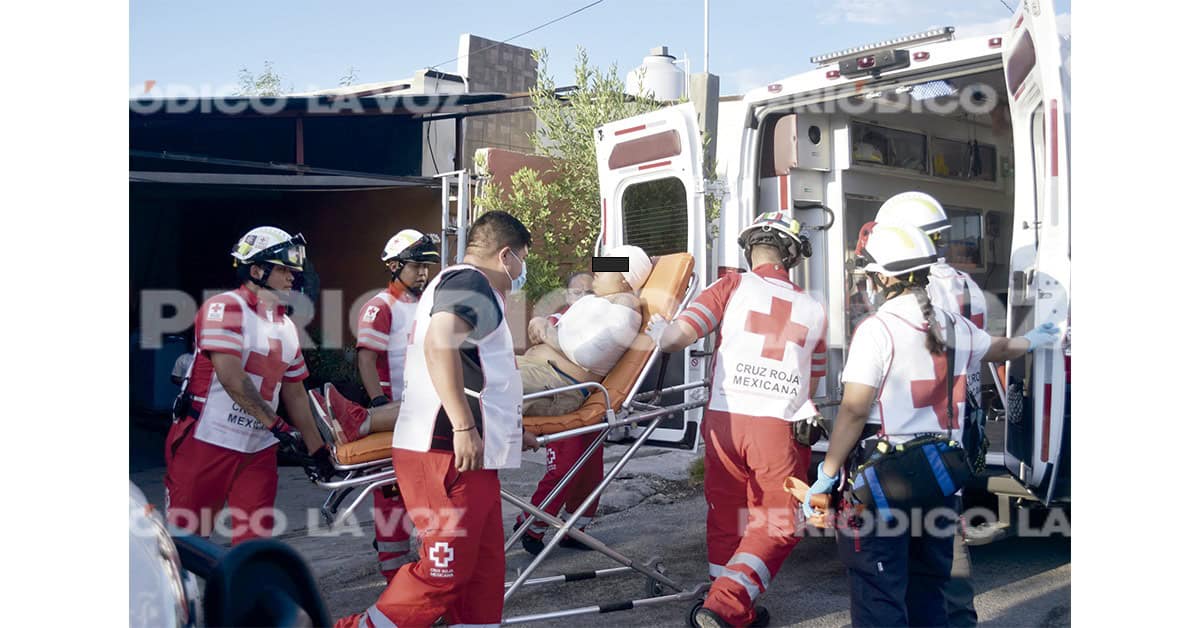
[1002,0,1070,504]
[594,103,707,450]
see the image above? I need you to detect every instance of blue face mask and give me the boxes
[505,250,527,292]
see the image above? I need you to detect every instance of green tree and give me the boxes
[474,47,665,301]
[236,61,289,96]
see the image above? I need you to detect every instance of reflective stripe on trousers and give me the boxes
[708,562,762,601]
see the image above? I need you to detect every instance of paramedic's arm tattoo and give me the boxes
[210,352,280,429]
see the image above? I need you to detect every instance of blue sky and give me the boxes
[130,0,1070,97]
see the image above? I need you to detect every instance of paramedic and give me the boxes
[163,226,332,545]
[650,211,827,628]
[873,190,988,626]
[335,211,531,628]
[806,223,1059,627]
[514,246,651,555]
[318,229,441,582]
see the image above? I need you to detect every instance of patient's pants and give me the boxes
[517,431,604,539]
[702,409,811,626]
[515,354,602,538]
[517,354,586,416]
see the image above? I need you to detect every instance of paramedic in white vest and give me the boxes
[163,226,332,545]
[806,223,1059,627]
[335,211,531,628]
[873,191,988,627]
[514,245,651,555]
[650,211,828,628]
[316,229,441,582]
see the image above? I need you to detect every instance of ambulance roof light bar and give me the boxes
[810,27,956,66]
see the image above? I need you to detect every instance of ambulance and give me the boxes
[591,1,1069,533]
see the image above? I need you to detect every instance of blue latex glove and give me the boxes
[803,463,840,518]
[1022,322,1061,353]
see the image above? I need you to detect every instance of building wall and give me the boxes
[457,34,538,161]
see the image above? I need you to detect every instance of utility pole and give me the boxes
[704,0,710,74]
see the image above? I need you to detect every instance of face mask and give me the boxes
[504,250,527,292]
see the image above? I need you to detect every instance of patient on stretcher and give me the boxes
[519,244,650,416]
[314,245,653,445]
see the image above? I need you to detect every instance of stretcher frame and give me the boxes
[306,262,711,624]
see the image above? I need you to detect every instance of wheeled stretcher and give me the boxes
[306,252,711,624]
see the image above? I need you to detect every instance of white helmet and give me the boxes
[875,191,950,236]
[859,222,938,277]
[231,226,307,271]
[736,210,812,269]
[381,229,441,265]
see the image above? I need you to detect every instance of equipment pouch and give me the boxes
[849,435,972,519]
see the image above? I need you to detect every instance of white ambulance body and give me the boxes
[593,1,1069,508]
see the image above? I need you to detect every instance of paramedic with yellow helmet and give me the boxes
[650,211,827,628]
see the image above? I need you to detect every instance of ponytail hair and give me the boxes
[908,270,946,355]
[879,268,944,354]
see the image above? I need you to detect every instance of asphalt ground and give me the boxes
[131,424,1069,627]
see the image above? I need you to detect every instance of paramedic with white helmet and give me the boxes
[164,226,332,545]
[806,223,1058,627]
[650,211,827,628]
[316,229,441,582]
[873,190,988,626]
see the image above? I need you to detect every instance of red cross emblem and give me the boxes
[910,352,967,429]
[429,541,455,568]
[244,337,287,399]
[744,297,810,361]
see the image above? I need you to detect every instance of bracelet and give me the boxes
[452,424,477,433]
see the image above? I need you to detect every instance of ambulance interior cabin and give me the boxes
[755,68,1014,422]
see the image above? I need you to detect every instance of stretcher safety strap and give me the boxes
[864,466,891,519]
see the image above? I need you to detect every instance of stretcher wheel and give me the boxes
[688,600,705,628]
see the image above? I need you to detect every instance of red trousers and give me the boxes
[336,449,505,628]
[372,490,411,582]
[516,433,603,538]
[702,410,810,626]
[163,417,278,546]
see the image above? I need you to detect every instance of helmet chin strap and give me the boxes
[249,263,275,290]
[389,262,423,296]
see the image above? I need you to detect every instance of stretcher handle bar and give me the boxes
[504,566,634,589]
[630,379,709,402]
[315,467,397,490]
[506,429,608,551]
[501,585,708,625]
[504,415,686,600]
[532,396,708,444]
[331,457,395,472]
[521,380,612,412]
[624,271,700,409]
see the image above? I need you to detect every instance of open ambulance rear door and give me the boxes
[1002,0,1070,504]
[594,103,707,451]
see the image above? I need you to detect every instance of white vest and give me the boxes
[194,291,303,453]
[708,272,827,419]
[867,306,979,441]
[371,290,418,400]
[926,261,988,401]
[392,265,524,469]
